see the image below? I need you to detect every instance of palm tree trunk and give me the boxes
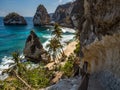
[13,70,33,90]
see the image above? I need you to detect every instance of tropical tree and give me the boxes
[53,24,65,56]
[52,23,63,40]
[2,51,32,89]
[46,23,67,62]
[46,38,62,61]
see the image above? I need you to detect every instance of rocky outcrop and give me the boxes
[81,33,120,76]
[23,31,48,63]
[53,0,84,28]
[3,12,27,25]
[33,4,50,26]
[79,0,120,51]
[53,2,74,28]
[94,71,120,90]
[70,0,84,28]
[79,0,120,88]
[43,76,82,90]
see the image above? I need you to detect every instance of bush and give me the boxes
[1,62,54,89]
[25,68,50,88]
[74,42,80,56]
[60,54,75,77]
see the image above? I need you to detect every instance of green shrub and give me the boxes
[25,68,50,88]
[74,42,80,56]
[60,54,75,77]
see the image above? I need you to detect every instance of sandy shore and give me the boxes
[45,41,77,69]
[64,41,77,57]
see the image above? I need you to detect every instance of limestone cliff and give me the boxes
[53,2,74,28]
[53,0,83,28]
[82,34,120,75]
[81,34,120,90]
[79,0,120,50]
[78,0,120,76]
[33,4,50,26]
[4,12,27,25]
[79,0,120,89]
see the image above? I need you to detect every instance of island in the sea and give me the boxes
[3,12,27,25]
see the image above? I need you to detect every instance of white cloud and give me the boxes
[59,0,62,3]
[0,10,8,16]
[58,0,73,4]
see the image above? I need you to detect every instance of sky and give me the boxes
[0,0,73,17]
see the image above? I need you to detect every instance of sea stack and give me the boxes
[33,4,50,26]
[3,12,27,25]
[23,31,48,63]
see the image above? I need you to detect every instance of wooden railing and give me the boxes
[78,62,90,90]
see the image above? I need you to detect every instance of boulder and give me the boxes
[4,12,27,25]
[45,76,82,90]
[33,4,50,26]
[23,31,48,63]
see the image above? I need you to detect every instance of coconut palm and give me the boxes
[53,24,66,57]
[2,51,32,89]
[46,38,62,61]
[52,23,63,40]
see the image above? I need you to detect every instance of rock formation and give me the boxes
[52,0,83,28]
[79,0,120,51]
[4,12,27,25]
[44,76,82,90]
[23,31,48,63]
[78,0,120,89]
[41,0,120,89]
[33,4,50,26]
[53,2,74,28]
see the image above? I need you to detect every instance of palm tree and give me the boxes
[52,24,65,57]
[52,23,63,40]
[3,52,21,76]
[2,51,32,89]
[46,38,62,61]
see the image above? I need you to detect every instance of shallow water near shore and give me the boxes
[0,17,75,78]
[0,17,75,62]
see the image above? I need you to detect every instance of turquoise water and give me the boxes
[0,17,75,62]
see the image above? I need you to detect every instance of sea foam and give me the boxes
[0,27,75,80]
[61,27,76,33]
[0,54,25,80]
[43,27,75,50]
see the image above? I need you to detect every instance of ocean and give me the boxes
[0,17,75,73]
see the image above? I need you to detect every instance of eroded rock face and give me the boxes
[53,0,83,28]
[98,71,120,90]
[53,2,74,28]
[33,4,50,26]
[4,12,27,25]
[71,0,84,28]
[45,77,82,90]
[23,31,48,63]
[79,0,120,56]
[79,0,120,88]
